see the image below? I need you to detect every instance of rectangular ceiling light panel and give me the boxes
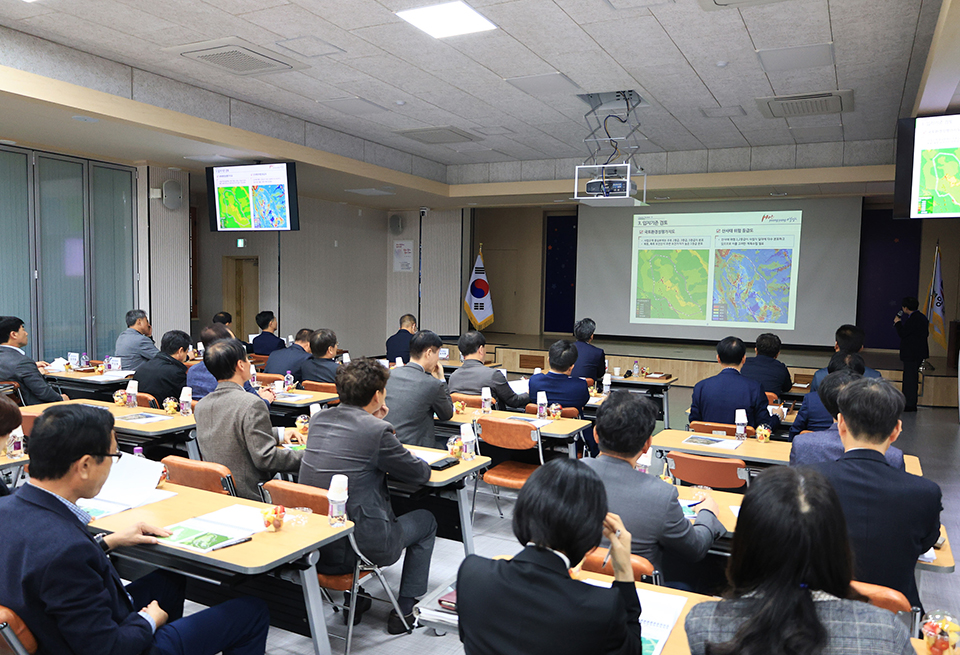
[321,97,388,114]
[757,43,834,72]
[396,1,497,39]
[396,126,481,144]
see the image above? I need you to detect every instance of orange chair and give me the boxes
[19,413,36,437]
[765,392,779,404]
[261,480,412,650]
[256,373,283,386]
[584,378,595,389]
[666,451,749,489]
[689,421,756,438]
[135,392,159,409]
[451,393,483,408]
[850,580,921,634]
[0,604,37,654]
[0,381,24,406]
[524,403,579,419]
[301,381,340,406]
[476,416,544,518]
[161,455,237,496]
[249,354,268,366]
[582,547,662,585]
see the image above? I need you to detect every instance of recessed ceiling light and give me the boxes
[396,1,497,39]
[395,100,406,106]
[72,115,99,123]
[716,61,728,68]
[654,196,671,200]
[467,202,478,206]
[770,192,788,196]
[168,167,182,171]
[344,187,395,196]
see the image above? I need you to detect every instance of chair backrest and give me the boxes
[0,605,37,654]
[256,373,283,385]
[301,380,337,395]
[689,421,756,437]
[477,417,539,451]
[582,547,654,582]
[0,382,23,407]
[451,393,483,408]
[161,455,236,495]
[765,392,779,404]
[849,581,912,614]
[666,451,748,489]
[19,414,36,437]
[262,479,330,515]
[524,403,579,419]
[249,354,269,365]
[135,392,159,409]
[584,378,595,388]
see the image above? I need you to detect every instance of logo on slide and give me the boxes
[470,279,490,299]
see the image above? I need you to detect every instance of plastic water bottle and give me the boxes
[125,381,138,409]
[133,447,145,458]
[179,387,193,417]
[481,387,493,414]
[537,391,548,419]
[284,370,295,391]
[6,431,24,460]
[250,369,259,389]
[602,373,612,396]
[632,360,640,377]
[735,408,748,440]
[80,352,90,367]
[328,474,348,527]
[460,423,477,461]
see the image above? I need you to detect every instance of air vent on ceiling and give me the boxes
[395,126,482,145]
[756,90,854,118]
[697,0,789,10]
[172,37,306,76]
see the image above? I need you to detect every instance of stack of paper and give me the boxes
[79,455,175,519]
[581,578,687,655]
[85,370,135,382]
[507,379,529,395]
[159,505,266,553]
[682,434,742,450]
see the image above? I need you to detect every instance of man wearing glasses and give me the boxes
[0,404,270,654]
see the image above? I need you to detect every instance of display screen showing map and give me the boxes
[630,211,802,329]
[207,163,300,231]
[910,115,960,218]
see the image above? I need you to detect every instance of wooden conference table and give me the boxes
[91,482,352,655]
[44,369,133,401]
[437,408,592,458]
[267,389,340,423]
[610,374,681,429]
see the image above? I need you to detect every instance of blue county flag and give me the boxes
[464,252,494,330]
[925,243,947,350]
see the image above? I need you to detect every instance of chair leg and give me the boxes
[371,567,412,634]
[470,472,480,523]
[492,485,503,519]
[345,563,361,655]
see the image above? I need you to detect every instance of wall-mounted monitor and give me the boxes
[206,162,300,231]
[894,115,960,219]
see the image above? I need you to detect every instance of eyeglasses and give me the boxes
[93,451,123,461]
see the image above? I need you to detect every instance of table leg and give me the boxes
[456,484,476,556]
[299,555,332,655]
[662,387,671,429]
[568,441,577,459]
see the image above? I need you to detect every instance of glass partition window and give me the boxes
[0,149,32,326]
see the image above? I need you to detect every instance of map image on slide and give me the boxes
[917,148,960,215]
[216,186,251,229]
[635,250,709,320]
[713,249,792,324]
[252,184,289,229]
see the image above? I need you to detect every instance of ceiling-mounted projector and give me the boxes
[574,163,647,207]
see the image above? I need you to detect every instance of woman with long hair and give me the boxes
[684,466,913,655]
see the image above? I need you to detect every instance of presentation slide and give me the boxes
[629,210,801,329]
[211,163,293,231]
[911,114,960,218]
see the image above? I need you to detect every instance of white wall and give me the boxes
[147,166,191,340]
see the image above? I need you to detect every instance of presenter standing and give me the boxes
[894,296,928,412]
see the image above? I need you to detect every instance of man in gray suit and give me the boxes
[113,309,159,371]
[384,330,454,447]
[194,339,301,500]
[300,358,435,634]
[790,370,905,470]
[582,391,725,574]
[448,331,528,409]
[0,316,66,405]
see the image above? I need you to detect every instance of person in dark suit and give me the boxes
[384,330,454,447]
[299,358,436,634]
[810,378,941,610]
[448,331,528,408]
[790,351,866,440]
[689,336,782,429]
[528,340,594,453]
[457,458,643,655]
[301,328,340,384]
[251,310,286,355]
[570,318,605,383]
[791,371,905,469]
[0,395,21,496]
[809,324,882,392]
[0,404,270,654]
[264,328,313,380]
[0,316,66,405]
[385,314,416,363]
[739,332,792,395]
[132,329,190,404]
[582,391,724,576]
[187,323,274,404]
[685,466,914,655]
[894,296,929,412]
[212,311,252,353]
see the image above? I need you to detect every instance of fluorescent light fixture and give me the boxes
[396,1,496,39]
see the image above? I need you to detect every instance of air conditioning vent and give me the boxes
[698,0,790,10]
[395,127,482,145]
[171,38,306,76]
[756,90,854,118]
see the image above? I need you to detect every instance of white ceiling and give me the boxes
[0,0,942,168]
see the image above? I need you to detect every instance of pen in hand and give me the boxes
[601,529,621,569]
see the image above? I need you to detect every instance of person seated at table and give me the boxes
[194,339,301,500]
[133,329,191,404]
[386,314,417,364]
[448,331,528,409]
[789,351,865,440]
[457,458,642,655]
[301,329,339,384]
[187,324,274,405]
[264,328,313,380]
[810,378,940,610]
[384,330,453,447]
[570,318,605,383]
[251,310,286,356]
[0,404,270,655]
[583,391,724,577]
[689,336,782,429]
[809,324,881,392]
[791,371,905,470]
[740,332,792,395]
[0,395,21,496]
[213,311,252,353]
[0,316,66,405]
[114,309,160,371]
[684,466,914,655]
[528,340,590,414]
[299,358,435,634]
